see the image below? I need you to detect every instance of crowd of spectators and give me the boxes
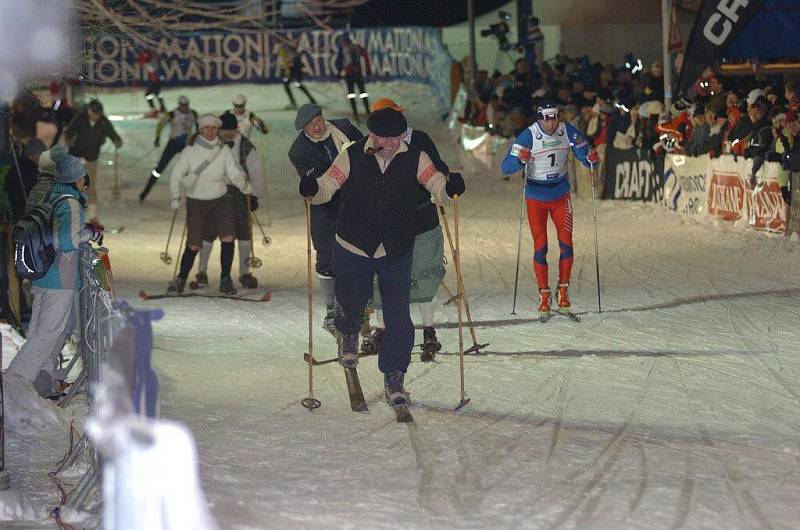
[459,54,799,201]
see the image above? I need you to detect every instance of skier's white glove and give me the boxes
[170,198,181,210]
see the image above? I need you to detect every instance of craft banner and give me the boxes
[788,172,800,237]
[707,155,749,223]
[677,0,766,95]
[83,26,453,113]
[602,148,664,202]
[747,161,787,232]
[663,153,710,216]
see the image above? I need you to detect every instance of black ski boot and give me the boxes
[361,328,384,355]
[420,326,441,362]
[219,276,238,296]
[322,305,336,336]
[338,333,359,368]
[167,276,186,295]
[139,174,159,203]
[359,309,372,337]
[189,271,208,290]
[239,273,258,289]
[384,370,409,408]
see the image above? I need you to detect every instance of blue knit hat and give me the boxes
[50,145,86,184]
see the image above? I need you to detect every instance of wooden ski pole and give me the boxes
[438,205,487,354]
[160,209,179,265]
[172,220,186,280]
[301,198,321,410]
[112,147,120,200]
[245,195,262,268]
[452,196,470,411]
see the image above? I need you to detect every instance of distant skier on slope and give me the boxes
[501,101,600,320]
[335,34,372,122]
[136,48,166,115]
[229,94,268,138]
[278,39,317,110]
[140,95,197,202]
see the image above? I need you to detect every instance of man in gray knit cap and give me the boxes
[288,103,361,334]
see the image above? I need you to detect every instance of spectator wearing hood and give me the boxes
[682,102,707,155]
[6,145,102,398]
[748,106,789,188]
[641,62,664,103]
[784,81,798,123]
[611,96,640,151]
[729,95,770,157]
[694,105,728,157]
[502,74,535,119]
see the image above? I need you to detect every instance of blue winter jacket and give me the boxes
[32,183,90,290]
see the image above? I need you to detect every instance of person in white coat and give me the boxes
[167,113,251,295]
[193,111,265,289]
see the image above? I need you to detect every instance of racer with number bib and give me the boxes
[501,101,599,319]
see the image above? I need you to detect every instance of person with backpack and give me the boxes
[7,145,103,398]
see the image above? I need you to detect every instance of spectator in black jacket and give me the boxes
[5,139,44,222]
[503,74,534,119]
[748,106,787,186]
[288,104,362,334]
[64,99,122,223]
[689,105,727,157]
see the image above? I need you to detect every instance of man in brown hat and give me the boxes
[299,107,465,408]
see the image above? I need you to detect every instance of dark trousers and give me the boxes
[155,137,186,174]
[283,79,316,107]
[344,74,370,114]
[145,81,166,112]
[332,242,413,374]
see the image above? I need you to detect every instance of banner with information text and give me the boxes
[83,26,452,113]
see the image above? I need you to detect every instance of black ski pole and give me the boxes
[511,175,526,315]
[590,160,602,313]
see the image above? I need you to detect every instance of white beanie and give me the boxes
[178,95,189,105]
[233,94,246,106]
[747,88,764,106]
[198,113,222,128]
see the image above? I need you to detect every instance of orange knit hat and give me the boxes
[370,97,406,113]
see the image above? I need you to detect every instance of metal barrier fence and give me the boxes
[51,242,123,513]
[49,243,217,529]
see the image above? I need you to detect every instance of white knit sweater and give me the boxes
[169,136,251,201]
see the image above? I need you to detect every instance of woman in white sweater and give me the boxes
[167,113,252,295]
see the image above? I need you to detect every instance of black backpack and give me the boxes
[13,178,77,280]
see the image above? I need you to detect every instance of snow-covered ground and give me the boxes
[5,79,800,529]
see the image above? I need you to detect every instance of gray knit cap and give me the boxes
[294,103,323,130]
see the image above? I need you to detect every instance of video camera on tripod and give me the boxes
[481,11,513,51]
